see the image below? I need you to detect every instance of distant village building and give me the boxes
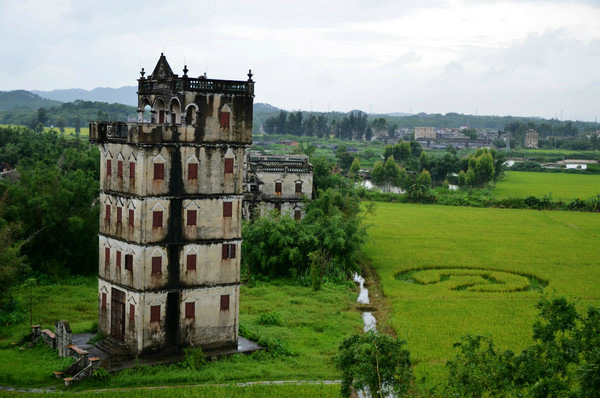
[414,126,436,140]
[89,54,254,355]
[243,152,313,220]
[525,129,539,148]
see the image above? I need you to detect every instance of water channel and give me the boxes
[353,273,376,333]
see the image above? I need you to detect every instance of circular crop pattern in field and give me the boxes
[395,268,548,293]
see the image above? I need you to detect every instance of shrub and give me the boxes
[91,367,109,381]
[257,312,283,326]
[181,347,207,370]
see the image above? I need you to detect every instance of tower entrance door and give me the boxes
[110,288,126,340]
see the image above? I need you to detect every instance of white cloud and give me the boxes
[0,0,599,120]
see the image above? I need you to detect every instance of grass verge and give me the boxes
[0,279,362,390]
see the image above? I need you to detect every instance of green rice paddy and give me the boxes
[364,202,600,380]
[494,171,600,200]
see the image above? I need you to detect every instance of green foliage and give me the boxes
[238,323,294,358]
[349,157,361,180]
[243,188,367,282]
[0,99,137,128]
[0,126,99,277]
[87,331,106,345]
[445,296,600,398]
[91,367,110,381]
[464,148,496,187]
[416,169,432,187]
[335,331,413,398]
[0,340,74,386]
[1,278,361,388]
[446,335,516,397]
[311,156,347,192]
[181,347,207,370]
[257,312,283,326]
[0,196,28,322]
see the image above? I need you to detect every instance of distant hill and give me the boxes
[33,86,138,107]
[0,90,62,111]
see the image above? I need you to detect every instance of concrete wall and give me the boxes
[99,194,242,243]
[98,281,238,355]
[100,144,245,196]
[258,170,312,200]
[99,237,239,290]
[179,285,239,349]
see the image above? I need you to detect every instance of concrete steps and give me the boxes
[95,336,132,361]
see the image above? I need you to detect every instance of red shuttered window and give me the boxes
[151,256,162,274]
[220,112,230,128]
[116,250,121,267]
[150,305,160,323]
[185,302,195,319]
[105,204,111,221]
[129,162,135,179]
[117,160,123,177]
[220,295,230,311]
[153,211,163,228]
[128,209,134,227]
[186,254,196,271]
[125,254,133,271]
[154,163,164,180]
[116,207,122,224]
[223,202,232,217]
[129,304,135,320]
[222,244,236,260]
[104,247,110,266]
[187,209,197,226]
[106,159,111,175]
[102,293,107,309]
[188,163,198,180]
[224,158,234,174]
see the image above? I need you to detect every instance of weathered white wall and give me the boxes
[179,285,239,349]
[99,237,238,289]
[179,241,240,286]
[100,144,245,196]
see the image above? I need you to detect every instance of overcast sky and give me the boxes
[1,0,599,121]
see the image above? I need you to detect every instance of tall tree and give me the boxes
[335,331,412,398]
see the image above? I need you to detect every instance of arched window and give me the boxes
[139,97,151,123]
[169,98,181,125]
[185,104,198,126]
[153,98,166,124]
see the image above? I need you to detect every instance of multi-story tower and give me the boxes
[525,129,539,149]
[89,54,253,355]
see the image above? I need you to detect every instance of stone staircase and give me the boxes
[95,336,132,362]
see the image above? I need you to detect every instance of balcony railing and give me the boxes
[139,78,252,95]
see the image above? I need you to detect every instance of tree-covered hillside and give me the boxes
[0,90,62,111]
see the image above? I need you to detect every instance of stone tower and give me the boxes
[89,54,253,355]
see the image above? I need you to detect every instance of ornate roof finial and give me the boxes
[140,68,145,78]
[247,69,253,81]
[183,65,188,77]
